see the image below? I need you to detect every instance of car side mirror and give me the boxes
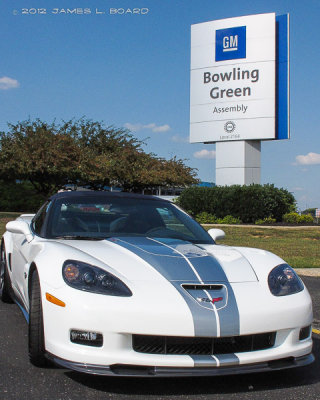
[207,228,226,241]
[6,220,34,243]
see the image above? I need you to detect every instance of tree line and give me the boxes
[0,118,198,199]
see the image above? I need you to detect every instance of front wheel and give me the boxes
[28,270,48,367]
[0,242,13,303]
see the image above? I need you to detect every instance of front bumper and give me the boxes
[41,278,314,372]
[47,353,314,377]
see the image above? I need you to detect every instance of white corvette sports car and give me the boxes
[0,191,314,376]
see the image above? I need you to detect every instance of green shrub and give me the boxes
[282,212,314,224]
[255,217,277,225]
[282,212,300,224]
[195,212,217,224]
[195,212,241,225]
[178,184,295,223]
[299,214,314,224]
[216,215,242,224]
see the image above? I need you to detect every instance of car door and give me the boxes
[10,224,33,306]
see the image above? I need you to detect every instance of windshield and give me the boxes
[47,195,214,244]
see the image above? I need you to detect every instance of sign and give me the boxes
[190,13,289,143]
[316,209,320,218]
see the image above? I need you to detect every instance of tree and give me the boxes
[0,118,198,197]
[0,180,44,211]
[301,208,316,217]
[0,120,81,196]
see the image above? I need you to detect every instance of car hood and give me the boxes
[59,237,258,283]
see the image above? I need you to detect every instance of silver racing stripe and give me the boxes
[108,237,240,338]
[148,238,223,337]
[215,285,240,337]
[111,237,219,336]
[191,353,239,367]
[190,355,218,367]
[170,282,219,336]
[215,353,240,366]
[111,237,200,281]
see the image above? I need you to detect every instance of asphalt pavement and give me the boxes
[0,276,319,400]
[303,275,320,331]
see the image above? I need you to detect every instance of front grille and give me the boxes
[132,332,276,355]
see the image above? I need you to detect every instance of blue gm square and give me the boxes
[215,26,246,61]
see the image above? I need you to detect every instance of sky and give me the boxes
[0,0,319,210]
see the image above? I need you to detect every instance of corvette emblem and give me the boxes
[197,296,223,304]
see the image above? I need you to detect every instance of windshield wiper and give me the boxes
[52,235,108,241]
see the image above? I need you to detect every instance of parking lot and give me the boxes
[0,275,319,400]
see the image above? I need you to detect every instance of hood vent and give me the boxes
[182,284,223,291]
[182,284,227,310]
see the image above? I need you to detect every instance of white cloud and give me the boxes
[0,76,19,90]
[171,134,189,143]
[193,149,216,159]
[124,122,170,133]
[124,122,143,131]
[295,152,320,165]
[152,124,170,133]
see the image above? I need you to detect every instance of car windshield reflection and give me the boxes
[47,196,213,244]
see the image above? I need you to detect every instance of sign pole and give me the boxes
[216,140,261,185]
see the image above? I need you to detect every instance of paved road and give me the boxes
[303,276,320,331]
[0,277,319,400]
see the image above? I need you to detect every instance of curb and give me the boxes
[294,268,320,277]
[202,224,320,230]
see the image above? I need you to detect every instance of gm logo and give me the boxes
[215,26,246,61]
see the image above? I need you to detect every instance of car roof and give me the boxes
[49,190,169,202]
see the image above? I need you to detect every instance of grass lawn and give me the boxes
[1,213,319,269]
[205,225,320,269]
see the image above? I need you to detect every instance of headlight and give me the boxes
[62,260,132,297]
[268,264,304,296]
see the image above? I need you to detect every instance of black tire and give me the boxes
[0,243,13,303]
[28,270,48,367]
